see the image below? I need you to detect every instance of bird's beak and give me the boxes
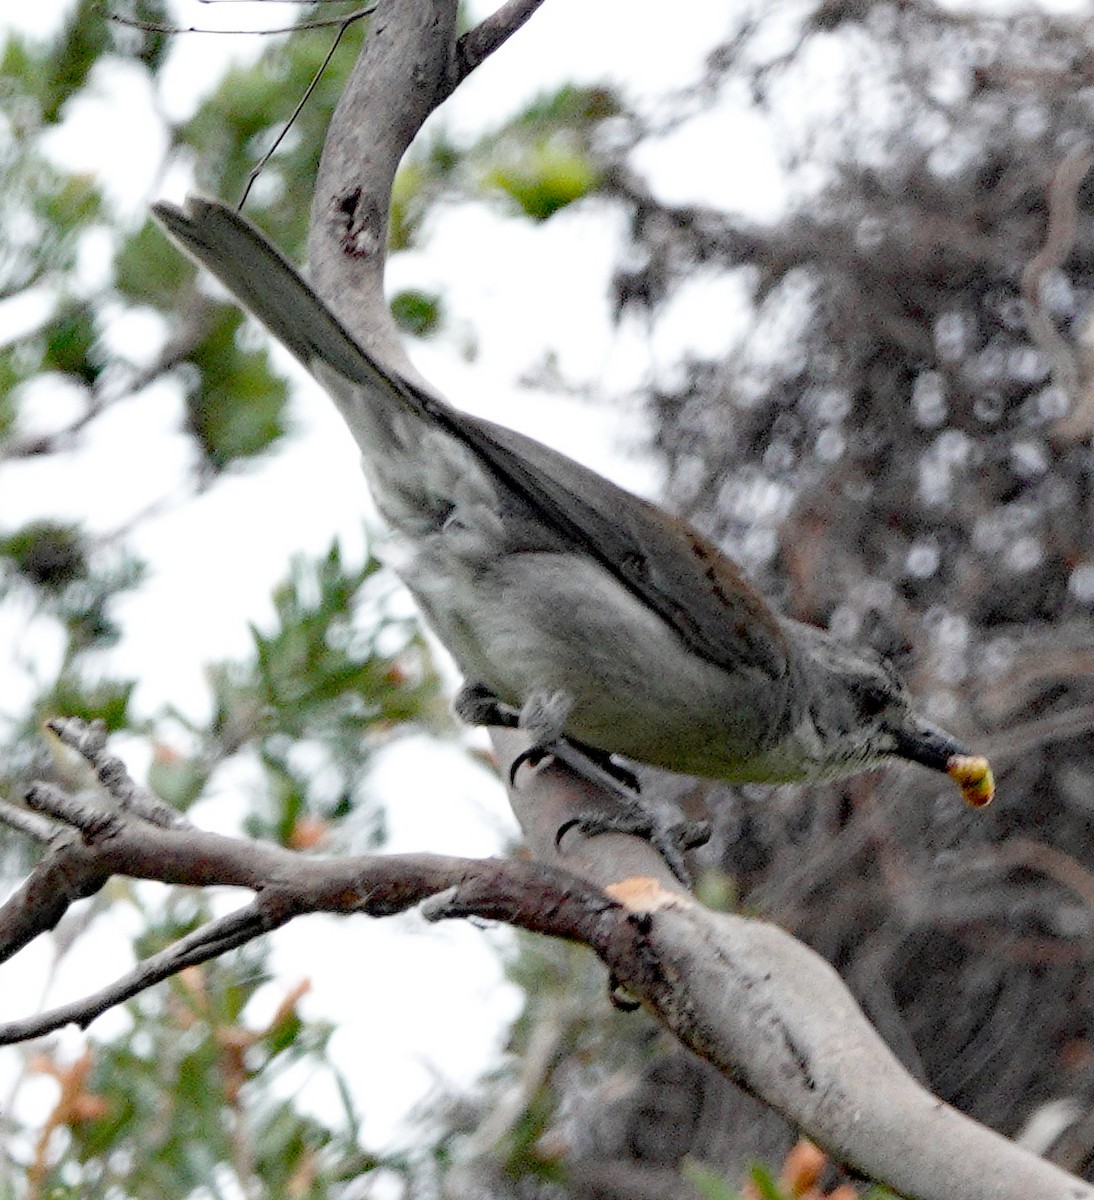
[888,720,995,807]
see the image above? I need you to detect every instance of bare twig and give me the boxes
[300,13,1094,1189]
[1,718,618,1041]
[0,905,276,1043]
[3,718,1090,1200]
[989,837,1094,910]
[108,5,374,34]
[45,716,190,829]
[982,702,1094,761]
[1019,143,1094,440]
[448,0,551,92]
[238,7,374,210]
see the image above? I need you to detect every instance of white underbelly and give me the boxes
[406,546,792,778]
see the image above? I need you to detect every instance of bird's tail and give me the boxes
[153,197,405,392]
[155,196,498,539]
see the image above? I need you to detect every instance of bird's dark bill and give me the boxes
[889,722,994,807]
[889,722,969,771]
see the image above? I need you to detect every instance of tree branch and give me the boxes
[4,5,1088,1199]
[447,0,551,93]
[2,719,1089,1199]
[1019,143,1094,442]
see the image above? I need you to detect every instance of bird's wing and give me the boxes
[451,415,789,679]
[152,196,789,681]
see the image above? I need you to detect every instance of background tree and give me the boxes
[2,1,1094,1198]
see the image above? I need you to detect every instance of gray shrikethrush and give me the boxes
[153,197,993,880]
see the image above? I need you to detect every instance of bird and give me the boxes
[152,195,994,881]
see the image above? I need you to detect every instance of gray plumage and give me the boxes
[153,196,991,824]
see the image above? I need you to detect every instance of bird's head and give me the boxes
[790,621,994,806]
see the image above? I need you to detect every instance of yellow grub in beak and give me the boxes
[947,755,995,807]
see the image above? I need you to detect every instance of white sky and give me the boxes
[0,0,788,1167]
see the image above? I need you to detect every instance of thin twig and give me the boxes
[981,702,1094,761]
[46,716,191,830]
[108,4,374,36]
[0,904,278,1043]
[989,838,1094,910]
[1018,143,1094,440]
[238,7,373,209]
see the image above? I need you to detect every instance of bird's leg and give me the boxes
[524,692,712,884]
[453,681,520,729]
[512,689,640,792]
[455,682,710,886]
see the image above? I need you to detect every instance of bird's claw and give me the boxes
[508,744,552,786]
[554,812,711,886]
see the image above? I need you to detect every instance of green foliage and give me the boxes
[0,521,144,657]
[475,86,618,220]
[483,132,600,220]
[386,85,622,246]
[0,9,629,1200]
[114,0,173,74]
[683,1157,904,1200]
[388,132,463,250]
[184,305,290,471]
[114,218,196,309]
[42,301,101,385]
[180,12,368,250]
[45,673,135,732]
[40,0,110,123]
[33,170,102,236]
[235,542,442,843]
[0,521,88,591]
[683,1158,745,1200]
[390,287,443,337]
[127,541,445,845]
[46,908,375,1200]
[0,6,451,1188]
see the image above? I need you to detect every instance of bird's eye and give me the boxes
[855,685,890,718]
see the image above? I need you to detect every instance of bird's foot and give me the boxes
[556,806,711,887]
[526,733,640,794]
[456,682,709,885]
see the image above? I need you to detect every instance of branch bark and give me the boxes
[2,718,1090,1200]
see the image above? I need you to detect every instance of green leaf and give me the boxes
[42,0,110,124]
[483,133,600,220]
[185,305,289,469]
[748,1163,791,1200]
[390,288,443,337]
[0,353,21,436]
[34,172,102,230]
[116,218,196,308]
[682,1159,745,1200]
[147,749,209,810]
[42,302,100,386]
[46,675,134,731]
[0,520,88,591]
[114,0,172,74]
[513,84,622,129]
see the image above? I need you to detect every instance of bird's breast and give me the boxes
[404,536,797,778]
